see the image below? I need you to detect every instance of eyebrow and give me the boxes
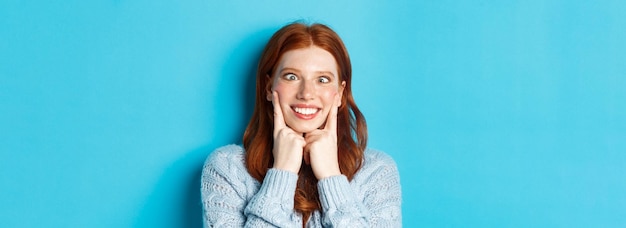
[280,67,336,78]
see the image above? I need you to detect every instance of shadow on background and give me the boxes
[134,27,275,227]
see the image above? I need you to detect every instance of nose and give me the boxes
[297,79,315,100]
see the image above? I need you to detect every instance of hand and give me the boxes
[304,93,341,179]
[271,91,306,174]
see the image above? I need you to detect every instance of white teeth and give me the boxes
[294,107,318,115]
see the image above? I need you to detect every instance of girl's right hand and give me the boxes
[271,91,305,174]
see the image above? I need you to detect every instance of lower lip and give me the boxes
[292,108,319,120]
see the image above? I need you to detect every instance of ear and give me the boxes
[265,74,273,101]
[337,81,346,106]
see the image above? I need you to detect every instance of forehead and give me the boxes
[276,46,338,73]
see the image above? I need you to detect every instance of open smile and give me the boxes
[291,106,320,120]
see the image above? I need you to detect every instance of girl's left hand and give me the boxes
[304,93,341,179]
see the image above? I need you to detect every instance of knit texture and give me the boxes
[201,144,402,227]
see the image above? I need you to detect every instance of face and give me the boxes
[267,46,345,134]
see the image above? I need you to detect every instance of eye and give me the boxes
[318,76,330,84]
[283,73,298,81]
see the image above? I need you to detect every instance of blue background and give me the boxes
[1,0,625,227]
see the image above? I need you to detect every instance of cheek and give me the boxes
[319,88,339,104]
[272,83,294,108]
[272,82,287,91]
[272,83,289,99]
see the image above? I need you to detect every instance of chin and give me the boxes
[289,123,323,134]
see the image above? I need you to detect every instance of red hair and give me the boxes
[243,22,367,224]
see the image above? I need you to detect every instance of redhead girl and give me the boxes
[202,22,402,227]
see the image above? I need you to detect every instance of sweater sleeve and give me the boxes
[243,168,300,227]
[317,175,369,226]
[201,145,301,227]
[317,152,402,227]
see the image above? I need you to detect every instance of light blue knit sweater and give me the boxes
[201,144,402,227]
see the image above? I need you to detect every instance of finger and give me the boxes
[304,131,321,144]
[325,93,339,131]
[273,91,286,133]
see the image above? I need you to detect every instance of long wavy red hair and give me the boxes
[243,22,367,224]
